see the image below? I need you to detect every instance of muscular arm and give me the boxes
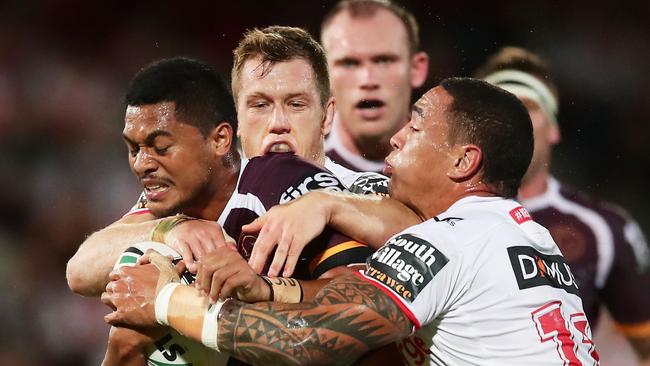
[174,274,412,366]
[66,213,158,297]
[248,190,422,276]
[104,261,413,365]
[321,191,423,248]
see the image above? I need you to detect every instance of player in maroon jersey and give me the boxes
[321,0,429,173]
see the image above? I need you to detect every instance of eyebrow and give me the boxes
[246,91,312,101]
[122,130,173,146]
[412,105,424,117]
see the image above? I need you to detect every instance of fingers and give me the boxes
[267,240,288,278]
[282,248,302,278]
[242,216,265,234]
[220,272,256,301]
[174,260,186,276]
[195,250,235,298]
[104,311,117,325]
[101,291,117,310]
[175,241,196,273]
[208,265,241,303]
[249,224,279,275]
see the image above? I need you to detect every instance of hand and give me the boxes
[195,248,271,304]
[244,192,329,277]
[102,326,167,365]
[102,263,161,329]
[164,219,235,274]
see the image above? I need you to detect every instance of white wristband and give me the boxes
[201,299,225,351]
[155,282,180,326]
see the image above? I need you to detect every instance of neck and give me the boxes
[338,124,392,162]
[419,185,497,220]
[518,170,550,200]
[188,158,241,220]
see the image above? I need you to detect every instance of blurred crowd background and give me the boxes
[0,0,648,364]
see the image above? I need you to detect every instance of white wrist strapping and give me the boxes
[201,299,225,351]
[155,282,180,326]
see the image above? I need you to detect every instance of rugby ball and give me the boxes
[114,241,230,366]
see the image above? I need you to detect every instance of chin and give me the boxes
[148,201,184,218]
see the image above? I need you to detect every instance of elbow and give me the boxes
[66,256,97,297]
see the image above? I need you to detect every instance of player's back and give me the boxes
[375,196,599,365]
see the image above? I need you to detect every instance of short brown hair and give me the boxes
[321,0,420,55]
[231,26,330,106]
[473,46,558,100]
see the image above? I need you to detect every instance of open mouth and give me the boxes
[266,142,295,154]
[356,99,385,110]
[144,183,169,194]
[141,178,173,200]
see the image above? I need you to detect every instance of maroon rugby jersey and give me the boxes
[218,153,372,279]
[521,177,650,336]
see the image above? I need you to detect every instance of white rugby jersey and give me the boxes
[360,196,599,366]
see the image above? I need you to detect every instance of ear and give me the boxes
[209,122,235,156]
[447,144,482,181]
[548,123,561,145]
[410,51,429,89]
[321,96,336,136]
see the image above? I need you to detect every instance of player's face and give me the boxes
[385,87,454,215]
[520,98,560,185]
[322,9,427,144]
[235,57,333,165]
[123,102,220,217]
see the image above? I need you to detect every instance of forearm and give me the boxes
[164,275,411,366]
[67,217,158,297]
[102,327,150,366]
[319,191,422,249]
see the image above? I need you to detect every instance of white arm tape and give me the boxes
[155,282,180,326]
[201,299,225,351]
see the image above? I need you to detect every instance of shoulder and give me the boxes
[239,153,346,206]
[325,157,389,195]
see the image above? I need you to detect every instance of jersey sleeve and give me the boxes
[358,223,456,331]
[239,153,373,279]
[324,159,389,196]
[123,191,151,217]
[600,213,650,338]
[346,172,390,196]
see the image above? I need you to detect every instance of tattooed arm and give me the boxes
[103,265,412,366]
[216,274,411,365]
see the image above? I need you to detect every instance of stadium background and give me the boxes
[0,0,647,364]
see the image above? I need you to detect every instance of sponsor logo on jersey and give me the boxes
[366,234,449,303]
[348,173,389,196]
[507,246,579,295]
[280,172,344,203]
[509,206,532,224]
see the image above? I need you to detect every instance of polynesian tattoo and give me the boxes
[217,274,412,365]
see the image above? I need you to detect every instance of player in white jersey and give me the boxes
[384,197,595,365]
[103,78,599,365]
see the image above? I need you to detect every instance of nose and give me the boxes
[390,125,407,150]
[269,106,290,134]
[359,65,379,91]
[132,149,158,177]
